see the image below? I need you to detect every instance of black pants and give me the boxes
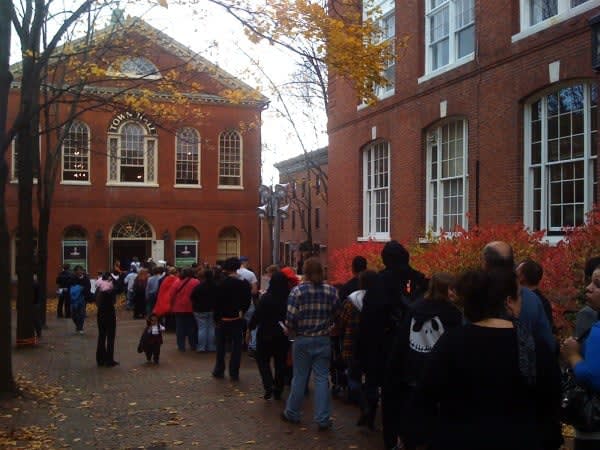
[214,319,243,378]
[145,343,161,363]
[255,335,289,395]
[96,309,116,365]
[57,292,70,318]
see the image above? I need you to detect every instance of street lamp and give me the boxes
[257,183,289,265]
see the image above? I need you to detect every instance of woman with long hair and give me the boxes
[132,268,150,319]
[249,271,290,400]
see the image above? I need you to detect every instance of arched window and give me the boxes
[525,83,598,232]
[107,57,161,79]
[362,140,390,239]
[175,128,200,186]
[62,121,90,183]
[426,119,469,232]
[111,216,154,239]
[175,226,199,267]
[217,227,240,262]
[62,226,88,270]
[218,130,242,187]
[107,121,157,185]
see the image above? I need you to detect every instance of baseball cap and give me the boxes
[239,256,249,262]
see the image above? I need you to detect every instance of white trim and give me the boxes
[174,184,203,189]
[217,185,244,190]
[362,140,391,239]
[418,53,475,84]
[218,129,243,188]
[357,235,391,242]
[61,181,92,186]
[61,120,91,184]
[175,127,201,187]
[106,182,159,188]
[513,0,600,43]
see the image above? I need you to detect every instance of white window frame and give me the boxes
[218,130,243,189]
[61,120,91,185]
[426,119,469,234]
[106,121,158,187]
[174,127,201,188]
[523,82,598,237]
[422,0,475,81]
[513,0,599,42]
[361,140,391,240]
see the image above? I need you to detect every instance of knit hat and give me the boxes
[281,266,300,288]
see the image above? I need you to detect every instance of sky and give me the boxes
[9,0,328,185]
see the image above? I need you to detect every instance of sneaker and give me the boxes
[212,372,224,379]
[77,330,84,335]
[280,411,299,425]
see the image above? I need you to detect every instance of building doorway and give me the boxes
[110,216,154,271]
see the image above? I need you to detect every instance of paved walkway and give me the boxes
[4,303,381,449]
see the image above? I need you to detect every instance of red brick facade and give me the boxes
[275,147,328,273]
[6,19,266,290]
[328,1,600,258]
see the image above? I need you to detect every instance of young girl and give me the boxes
[141,314,164,364]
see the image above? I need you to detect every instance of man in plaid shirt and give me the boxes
[282,258,339,430]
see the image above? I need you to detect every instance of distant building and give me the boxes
[274,147,328,274]
[6,17,268,291]
[328,0,600,252]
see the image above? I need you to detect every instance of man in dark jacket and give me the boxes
[212,257,251,381]
[56,264,72,318]
[338,256,367,301]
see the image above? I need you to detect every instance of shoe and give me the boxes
[273,391,282,401]
[153,360,159,365]
[247,348,256,359]
[263,391,272,400]
[77,330,84,335]
[280,411,299,425]
[105,361,119,367]
[212,372,224,379]
[318,420,333,431]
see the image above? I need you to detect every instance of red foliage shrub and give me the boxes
[329,209,600,332]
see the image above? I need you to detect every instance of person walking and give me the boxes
[212,258,252,381]
[249,271,290,400]
[96,274,118,367]
[56,264,72,318]
[170,268,200,351]
[281,258,339,430]
[70,265,91,334]
[191,269,218,352]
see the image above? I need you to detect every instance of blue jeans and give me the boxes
[194,312,216,351]
[71,303,86,331]
[175,313,197,351]
[245,303,257,350]
[284,335,331,425]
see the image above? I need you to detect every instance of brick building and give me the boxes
[6,17,268,288]
[328,0,600,254]
[274,147,328,273]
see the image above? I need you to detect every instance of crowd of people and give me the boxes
[53,243,600,449]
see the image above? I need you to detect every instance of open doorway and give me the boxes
[110,216,155,271]
[111,240,151,271]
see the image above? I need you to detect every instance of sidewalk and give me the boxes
[2,305,380,449]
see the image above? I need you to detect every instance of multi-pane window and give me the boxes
[217,227,240,262]
[175,128,200,185]
[526,0,591,26]
[363,141,390,238]
[426,0,475,73]
[427,120,468,232]
[374,10,396,97]
[107,121,157,185]
[526,83,598,232]
[62,121,90,182]
[218,130,242,187]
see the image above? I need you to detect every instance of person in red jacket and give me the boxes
[170,268,200,351]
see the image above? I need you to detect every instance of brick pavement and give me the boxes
[5,305,382,450]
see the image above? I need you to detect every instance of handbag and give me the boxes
[560,367,600,432]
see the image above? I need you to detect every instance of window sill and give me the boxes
[357,235,391,242]
[61,181,91,186]
[357,89,395,111]
[105,182,159,188]
[218,185,244,190]
[512,2,600,43]
[10,179,38,184]
[174,184,202,189]
[418,53,475,85]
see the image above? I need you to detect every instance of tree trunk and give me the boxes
[37,204,50,326]
[0,0,15,393]
[15,56,40,344]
